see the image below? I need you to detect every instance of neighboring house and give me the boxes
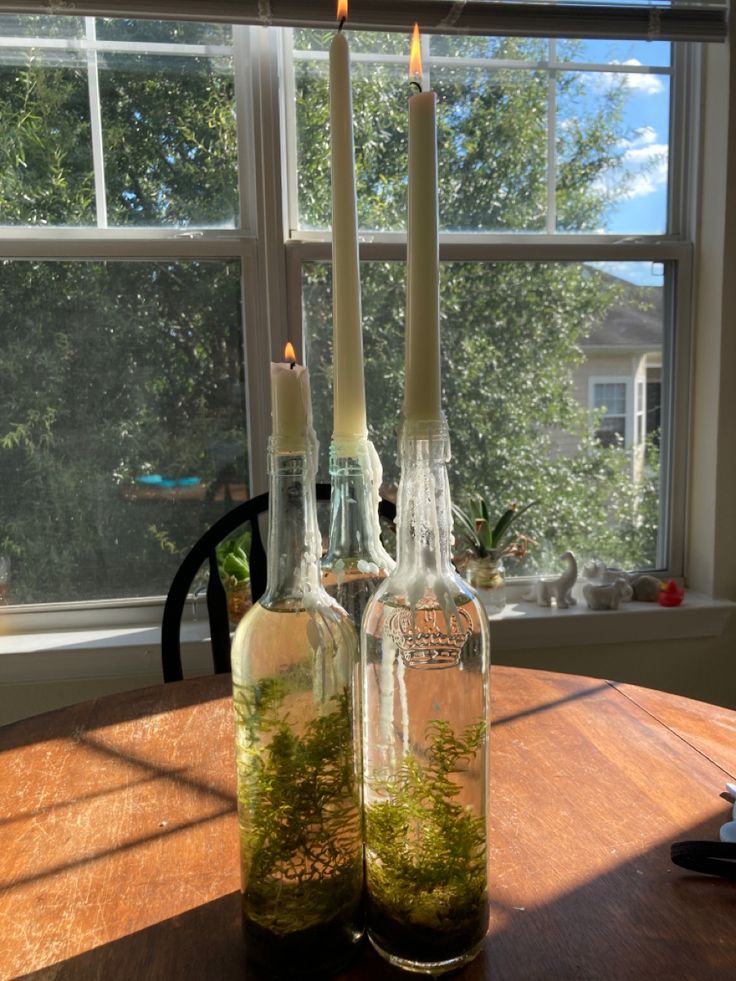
[575,273,662,481]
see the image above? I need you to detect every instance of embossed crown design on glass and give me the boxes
[388,603,473,668]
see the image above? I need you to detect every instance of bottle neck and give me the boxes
[323,441,394,572]
[263,448,323,607]
[394,419,456,580]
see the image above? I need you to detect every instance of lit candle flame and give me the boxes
[337,0,348,22]
[409,23,422,82]
[284,341,297,363]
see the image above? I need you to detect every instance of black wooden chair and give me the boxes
[160,483,396,682]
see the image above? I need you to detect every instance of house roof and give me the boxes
[582,270,663,350]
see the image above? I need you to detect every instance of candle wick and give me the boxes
[409,79,422,94]
[289,361,296,370]
[338,16,346,32]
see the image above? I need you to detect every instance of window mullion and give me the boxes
[233,25,257,233]
[85,17,108,229]
[668,42,701,239]
[280,28,300,239]
[547,39,557,235]
[244,26,291,495]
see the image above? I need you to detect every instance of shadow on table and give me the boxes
[0,673,232,753]
[1,668,609,754]
[20,890,401,981]
[491,680,611,728]
[21,814,736,981]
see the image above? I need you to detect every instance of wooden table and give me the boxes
[2,667,735,980]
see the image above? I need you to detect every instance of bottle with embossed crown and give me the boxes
[361,414,491,976]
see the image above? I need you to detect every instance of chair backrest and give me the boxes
[160,483,396,682]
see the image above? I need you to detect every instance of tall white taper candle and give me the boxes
[404,29,441,423]
[330,16,368,451]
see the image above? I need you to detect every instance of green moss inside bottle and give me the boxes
[234,675,363,978]
[364,718,489,972]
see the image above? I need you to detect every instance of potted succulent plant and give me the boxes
[216,531,252,624]
[452,496,536,611]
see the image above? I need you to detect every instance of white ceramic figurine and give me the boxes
[530,551,578,609]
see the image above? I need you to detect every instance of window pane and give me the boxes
[594,383,627,414]
[295,51,548,233]
[304,259,663,573]
[0,260,248,605]
[598,415,626,440]
[99,52,238,227]
[291,32,669,235]
[0,57,95,225]
[435,62,547,232]
[430,35,547,60]
[0,15,85,39]
[294,27,404,55]
[295,57,408,231]
[0,20,239,229]
[557,69,669,233]
[557,38,671,69]
[96,18,232,46]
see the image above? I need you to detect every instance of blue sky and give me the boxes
[567,39,670,287]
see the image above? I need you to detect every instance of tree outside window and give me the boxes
[0,19,680,605]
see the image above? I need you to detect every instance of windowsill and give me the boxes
[0,592,732,686]
[486,591,735,649]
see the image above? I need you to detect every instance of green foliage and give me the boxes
[0,24,246,603]
[100,54,237,226]
[216,530,251,586]
[305,259,659,573]
[453,496,536,560]
[366,718,487,932]
[234,680,362,935]
[0,24,662,605]
[0,259,247,602]
[147,523,182,556]
[0,57,95,224]
[297,35,660,574]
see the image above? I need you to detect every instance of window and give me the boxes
[0,16,695,610]
[291,30,682,575]
[0,17,254,606]
[592,380,629,447]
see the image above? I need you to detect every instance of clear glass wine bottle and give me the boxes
[230,437,363,979]
[322,437,395,631]
[362,416,491,976]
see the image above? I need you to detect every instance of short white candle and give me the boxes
[404,25,441,423]
[329,7,368,450]
[270,345,312,452]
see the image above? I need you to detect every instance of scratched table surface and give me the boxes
[2,666,735,981]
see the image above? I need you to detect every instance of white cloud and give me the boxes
[622,167,666,199]
[633,125,657,145]
[622,73,664,96]
[595,61,665,96]
[623,142,668,165]
[593,131,669,201]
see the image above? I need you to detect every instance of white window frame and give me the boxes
[0,21,700,629]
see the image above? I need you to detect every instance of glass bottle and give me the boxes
[230,437,363,979]
[362,416,491,976]
[322,436,395,631]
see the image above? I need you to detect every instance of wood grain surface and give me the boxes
[1,666,735,980]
